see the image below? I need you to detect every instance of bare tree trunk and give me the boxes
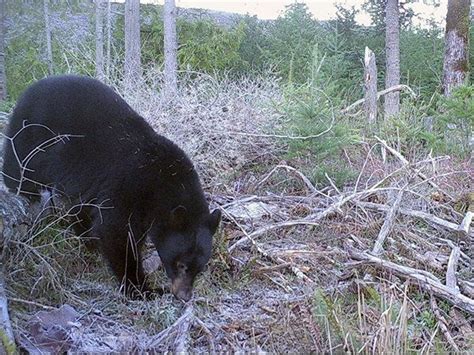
[105,0,111,80]
[163,0,178,101]
[384,0,400,119]
[95,0,105,81]
[364,47,377,126]
[43,0,53,75]
[124,0,141,89]
[0,0,7,101]
[442,0,471,96]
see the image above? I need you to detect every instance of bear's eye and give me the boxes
[176,261,188,273]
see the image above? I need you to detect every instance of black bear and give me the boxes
[2,75,221,301]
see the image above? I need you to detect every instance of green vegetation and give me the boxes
[3,2,472,184]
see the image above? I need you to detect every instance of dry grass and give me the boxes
[1,73,473,353]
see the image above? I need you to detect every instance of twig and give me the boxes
[374,136,453,200]
[224,210,313,282]
[372,188,404,255]
[228,219,320,253]
[8,297,55,310]
[347,249,474,315]
[173,305,194,353]
[147,304,194,349]
[430,295,460,352]
[256,164,318,194]
[445,247,460,293]
[193,317,215,353]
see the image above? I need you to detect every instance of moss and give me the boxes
[0,329,16,355]
[445,0,471,42]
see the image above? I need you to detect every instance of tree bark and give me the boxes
[384,0,400,119]
[95,0,105,81]
[124,0,141,89]
[0,0,6,101]
[163,0,178,101]
[105,0,111,80]
[364,47,377,125]
[442,0,471,96]
[43,0,53,75]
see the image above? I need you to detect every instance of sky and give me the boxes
[141,0,449,26]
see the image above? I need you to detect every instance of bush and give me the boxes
[279,54,360,188]
[435,85,474,158]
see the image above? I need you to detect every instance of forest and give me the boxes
[0,0,472,353]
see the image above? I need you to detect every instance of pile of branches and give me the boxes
[212,136,473,351]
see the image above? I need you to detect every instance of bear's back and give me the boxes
[2,75,206,217]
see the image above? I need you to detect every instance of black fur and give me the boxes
[2,75,221,300]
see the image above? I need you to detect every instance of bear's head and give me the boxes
[151,206,221,301]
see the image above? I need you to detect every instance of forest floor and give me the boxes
[0,77,473,353]
[3,140,473,353]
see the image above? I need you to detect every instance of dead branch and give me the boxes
[356,201,461,232]
[458,211,473,236]
[342,84,417,113]
[256,164,318,194]
[459,280,474,298]
[372,188,404,255]
[430,295,460,352]
[147,304,194,350]
[374,136,453,200]
[228,218,320,253]
[225,210,313,282]
[173,305,194,353]
[445,247,460,293]
[347,249,474,315]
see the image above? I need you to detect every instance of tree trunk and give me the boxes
[0,0,6,101]
[384,0,400,119]
[442,0,471,96]
[105,0,111,80]
[364,47,377,126]
[163,0,178,101]
[43,0,53,75]
[124,0,141,89]
[95,0,105,81]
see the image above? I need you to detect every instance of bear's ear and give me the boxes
[170,205,187,230]
[208,209,222,235]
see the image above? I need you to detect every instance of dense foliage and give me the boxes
[2,1,472,186]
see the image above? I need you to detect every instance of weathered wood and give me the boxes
[348,248,474,315]
[374,136,453,200]
[364,47,377,125]
[357,201,461,232]
[372,188,404,255]
[446,247,460,292]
